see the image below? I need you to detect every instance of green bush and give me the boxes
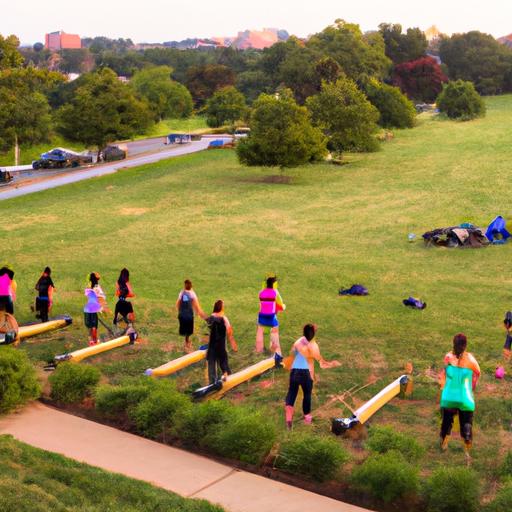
[485,481,512,512]
[0,348,40,414]
[176,400,236,448]
[424,467,480,512]
[49,363,100,404]
[208,408,276,465]
[351,451,420,503]
[366,426,425,463]
[130,381,191,439]
[437,80,486,121]
[365,79,416,129]
[275,432,349,482]
[95,381,153,417]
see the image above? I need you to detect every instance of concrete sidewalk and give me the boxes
[0,403,371,512]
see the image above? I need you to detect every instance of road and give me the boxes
[0,138,211,201]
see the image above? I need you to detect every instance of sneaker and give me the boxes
[88,340,98,346]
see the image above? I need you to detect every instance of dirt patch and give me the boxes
[241,174,293,185]
[119,207,149,216]
[2,214,59,232]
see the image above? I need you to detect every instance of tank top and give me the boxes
[259,288,277,315]
[291,337,311,370]
[0,274,11,296]
[179,290,194,320]
[207,315,226,353]
[84,288,102,313]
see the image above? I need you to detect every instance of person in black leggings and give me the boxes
[285,324,340,429]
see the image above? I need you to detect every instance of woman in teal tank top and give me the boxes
[439,334,480,457]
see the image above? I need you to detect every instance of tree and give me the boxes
[440,31,512,94]
[237,90,327,169]
[437,80,486,120]
[236,70,272,104]
[186,64,235,106]
[0,34,23,70]
[307,20,391,82]
[379,23,427,64]
[59,48,93,73]
[205,86,247,127]
[131,66,193,120]
[315,57,342,85]
[393,56,447,102]
[307,78,380,153]
[57,68,153,154]
[363,79,416,128]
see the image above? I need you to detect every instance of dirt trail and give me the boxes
[0,402,372,512]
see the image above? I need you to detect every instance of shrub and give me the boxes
[437,80,486,121]
[364,79,416,129]
[205,86,247,127]
[0,348,40,414]
[130,381,191,439]
[176,400,236,448]
[366,426,425,463]
[275,432,349,482]
[208,408,276,465]
[424,467,480,512]
[49,363,100,404]
[485,481,512,512]
[95,381,153,417]
[351,451,420,503]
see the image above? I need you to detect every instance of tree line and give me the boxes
[0,20,494,166]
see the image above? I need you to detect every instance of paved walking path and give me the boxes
[0,403,372,512]
[0,139,210,201]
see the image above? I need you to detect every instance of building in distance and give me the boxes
[45,31,82,51]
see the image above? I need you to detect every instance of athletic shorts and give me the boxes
[258,313,278,328]
[0,295,14,315]
[179,316,194,336]
[115,299,133,317]
[84,312,98,329]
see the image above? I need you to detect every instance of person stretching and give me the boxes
[255,276,285,354]
[176,279,207,353]
[35,267,55,323]
[0,266,16,315]
[439,333,481,459]
[206,300,238,384]
[285,324,340,429]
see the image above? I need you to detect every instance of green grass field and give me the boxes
[0,435,222,511]
[3,95,512,498]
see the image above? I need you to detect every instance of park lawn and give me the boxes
[0,435,223,512]
[3,95,512,495]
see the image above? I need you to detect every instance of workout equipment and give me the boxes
[0,316,72,345]
[193,353,283,400]
[19,316,72,340]
[54,331,137,363]
[332,375,409,434]
[145,345,208,377]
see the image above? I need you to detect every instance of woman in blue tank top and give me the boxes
[284,324,340,429]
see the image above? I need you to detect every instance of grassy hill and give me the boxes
[3,95,512,498]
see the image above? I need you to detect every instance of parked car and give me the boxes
[234,127,250,139]
[0,169,13,185]
[32,148,93,170]
[100,145,127,162]
[207,139,235,150]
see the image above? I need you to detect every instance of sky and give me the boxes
[2,0,512,45]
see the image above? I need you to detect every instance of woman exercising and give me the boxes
[255,276,285,354]
[114,268,135,331]
[284,324,340,429]
[439,333,481,458]
[35,267,55,323]
[176,279,207,353]
[0,266,16,315]
[84,272,108,345]
[206,300,238,384]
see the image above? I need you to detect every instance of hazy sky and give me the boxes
[3,0,511,45]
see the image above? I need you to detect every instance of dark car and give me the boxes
[32,148,93,170]
[0,169,13,185]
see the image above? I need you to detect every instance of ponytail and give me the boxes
[453,333,467,359]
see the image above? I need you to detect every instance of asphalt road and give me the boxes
[0,139,211,201]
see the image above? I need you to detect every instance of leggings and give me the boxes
[36,297,49,322]
[285,369,313,415]
[207,349,230,384]
[440,408,474,442]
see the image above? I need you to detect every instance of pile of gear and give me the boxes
[423,216,510,248]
